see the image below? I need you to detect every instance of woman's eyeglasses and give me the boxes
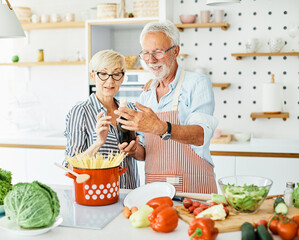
[95,72,124,81]
[139,45,176,61]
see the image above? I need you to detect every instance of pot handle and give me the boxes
[119,166,127,176]
[65,172,76,180]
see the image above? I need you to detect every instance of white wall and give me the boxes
[0,0,299,138]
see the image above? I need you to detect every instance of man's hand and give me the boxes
[114,102,167,135]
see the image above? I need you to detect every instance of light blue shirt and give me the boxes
[138,66,218,166]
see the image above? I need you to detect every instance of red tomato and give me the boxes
[223,207,229,217]
[268,215,279,235]
[193,207,204,216]
[292,215,299,226]
[277,220,298,240]
[199,203,209,210]
[188,206,196,213]
[183,198,193,209]
[209,202,218,207]
[256,219,268,229]
[192,201,201,208]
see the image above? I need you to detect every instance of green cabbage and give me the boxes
[4,181,60,228]
[0,168,12,205]
[292,183,299,208]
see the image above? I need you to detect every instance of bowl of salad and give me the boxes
[218,175,273,214]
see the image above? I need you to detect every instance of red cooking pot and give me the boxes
[66,166,127,206]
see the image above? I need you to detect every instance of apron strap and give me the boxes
[146,69,186,110]
[172,69,185,111]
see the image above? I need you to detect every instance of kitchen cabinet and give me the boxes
[212,156,235,193]
[235,156,299,195]
[0,147,72,186]
[26,149,72,186]
[0,148,27,184]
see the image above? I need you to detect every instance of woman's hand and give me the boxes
[118,136,139,156]
[95,111,111,146]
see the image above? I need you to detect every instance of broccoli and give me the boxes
[0,168,12,205]
[0,168,12,184]
[292,183,299,208]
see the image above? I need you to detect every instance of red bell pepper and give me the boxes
[148,204,178,233]
[188,217,219,240]
[146,196,173,209]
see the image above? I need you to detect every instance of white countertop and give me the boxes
[0,187,284,240]
[0,130,299,154]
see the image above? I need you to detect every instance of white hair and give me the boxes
[139,20,180,47]
[88,49,126,73]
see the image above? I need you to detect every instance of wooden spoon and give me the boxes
[54,162,90,183]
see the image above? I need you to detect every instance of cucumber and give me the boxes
[256,224,273,240]
[241,222,256,240]
[274,197,285,208]
[275,202,288,215]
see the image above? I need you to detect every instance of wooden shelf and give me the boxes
[250,112,289,121]
[175,22,230,32]
[232,52,299,60]
[21,21,85,30]
[0,61,85,66]
[212,83,231,90]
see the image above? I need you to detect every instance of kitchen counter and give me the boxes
[0,186,284,240]
[0,130,299,157]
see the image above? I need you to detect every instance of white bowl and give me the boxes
[233,132,251,142]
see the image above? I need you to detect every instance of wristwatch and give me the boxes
[161,121,172,140]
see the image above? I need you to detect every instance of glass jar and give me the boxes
[284,182,295,206]
[37,49,44,62]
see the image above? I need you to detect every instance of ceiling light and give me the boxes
[0,0,25,38]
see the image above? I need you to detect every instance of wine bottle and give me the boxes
[117,98,136,144]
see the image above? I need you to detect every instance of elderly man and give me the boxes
[116,20,218,193]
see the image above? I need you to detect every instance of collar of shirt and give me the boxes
[88,93,120,114]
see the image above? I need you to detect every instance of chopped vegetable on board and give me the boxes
[195,204,227,221]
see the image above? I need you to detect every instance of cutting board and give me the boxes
[175,199,299,233]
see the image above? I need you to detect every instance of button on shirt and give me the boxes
[138,66,218,166]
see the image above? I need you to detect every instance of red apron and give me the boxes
[144,70,217,193]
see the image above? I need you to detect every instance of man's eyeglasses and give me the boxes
[139,45,176,61]
[95,72,124,81]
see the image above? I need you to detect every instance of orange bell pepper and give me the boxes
[148,204,178,233]
[188,217,219,240]
[146,196,173,209]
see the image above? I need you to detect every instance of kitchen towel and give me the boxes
[262,82,282,113]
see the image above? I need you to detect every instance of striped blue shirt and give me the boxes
[63,93,140,189]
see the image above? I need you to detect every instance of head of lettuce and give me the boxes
[4,181,60,229]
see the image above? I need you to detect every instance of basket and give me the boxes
[13,7,32,23]
[97,3,117,19]
[125,56,138,69]
[133,0,159,18]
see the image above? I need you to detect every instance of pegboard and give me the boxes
[173,0,299,139]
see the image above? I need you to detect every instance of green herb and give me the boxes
[0,168,12,205]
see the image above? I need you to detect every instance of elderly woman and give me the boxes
[63,50,145,189]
